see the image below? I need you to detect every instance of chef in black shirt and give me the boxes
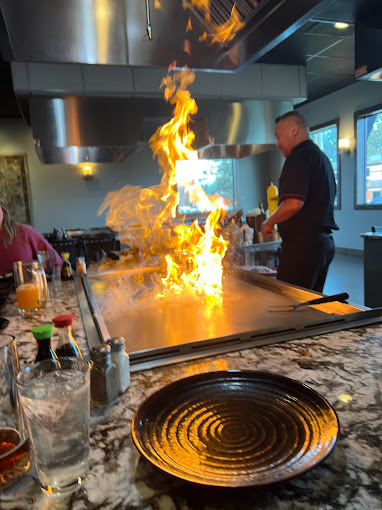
[261,111,339,292]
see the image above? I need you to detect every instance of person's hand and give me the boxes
[261,220,274,237]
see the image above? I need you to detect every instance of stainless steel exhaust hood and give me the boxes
[0,0,329,71]
[2,0,318,163]
[29,95,289,164]
[29,96,172,164]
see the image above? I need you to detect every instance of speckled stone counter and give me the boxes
[1,280,382,510]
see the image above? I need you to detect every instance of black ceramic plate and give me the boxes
[132,370,339,487]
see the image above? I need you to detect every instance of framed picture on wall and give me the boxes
[0,154,31,225]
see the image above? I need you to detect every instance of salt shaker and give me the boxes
[108,337,130,394]
[90,344,118,405]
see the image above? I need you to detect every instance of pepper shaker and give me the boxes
[108,337,130,394]
[90,344,118,405]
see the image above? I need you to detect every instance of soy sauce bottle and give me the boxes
[60,252,73,281]
[52,314,83,359]
[32,324,57,362]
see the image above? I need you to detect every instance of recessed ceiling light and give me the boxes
[334,22,349,29]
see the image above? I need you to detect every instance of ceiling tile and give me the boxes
[305,22,354,38]
[320,37,355,58]
[311,0,360,24]
[307,56,354,75]
[297,33,343,56]
[259,32,344,65]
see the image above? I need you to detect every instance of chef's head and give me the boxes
[274,111,310,158]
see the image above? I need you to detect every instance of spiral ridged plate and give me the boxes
[132,371,339,487]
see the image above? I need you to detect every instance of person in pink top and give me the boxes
[0,200,62,276]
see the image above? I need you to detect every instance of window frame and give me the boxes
[354,103,382,210]
[174,158,237,220]
[310,119,341,210]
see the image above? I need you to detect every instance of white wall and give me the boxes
[298,80,382,251]
[0,120,161,233]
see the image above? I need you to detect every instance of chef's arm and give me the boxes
[261,199,304,236]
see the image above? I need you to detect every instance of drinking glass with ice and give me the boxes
[16,357,90,494]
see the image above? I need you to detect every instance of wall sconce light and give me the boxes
[338,138,351,155]
[82,164,94,180]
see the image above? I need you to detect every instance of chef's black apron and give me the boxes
[277,234,335,292]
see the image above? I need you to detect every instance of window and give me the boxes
[310,121,340,208]
[175,159,235,215]
[356,106,382,207]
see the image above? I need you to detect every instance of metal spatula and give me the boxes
[268,292,349,312]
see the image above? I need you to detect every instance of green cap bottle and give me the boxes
[32,324,57,362]
[32,324,54,340]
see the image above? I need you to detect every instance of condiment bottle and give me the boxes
[267,182,279,215]
[107,337,130,394]
[60,252,73,281]
[90,345,118,405]
[76,257,86,276]
[32,324,57,362]
[52,314,83,359]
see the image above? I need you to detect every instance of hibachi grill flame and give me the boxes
[99,1,245,308]
[184,0,245,44]
[149,69,229,307]
[99,68,229,308]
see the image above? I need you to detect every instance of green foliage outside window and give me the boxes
[365,113,382,159]
[176,159,235,214]
[359,111,382,204]
[310,124,339,207]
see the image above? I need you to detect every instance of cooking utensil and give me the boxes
[132,370,339,488]
[268,292,349,312]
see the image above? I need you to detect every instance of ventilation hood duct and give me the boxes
[0,0,329,72]
[29,96,289,164]
[29,96,173,164]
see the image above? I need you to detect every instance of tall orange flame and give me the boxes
[99,69,229,308]
[150,69,229,307]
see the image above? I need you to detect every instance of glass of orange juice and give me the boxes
[13,262,48,317]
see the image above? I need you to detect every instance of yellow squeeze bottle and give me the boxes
[267,182,278,215]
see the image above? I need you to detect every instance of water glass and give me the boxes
[37,250,57,282]
[13,261,48,317]
[0,336,22,430]
[16,357,90,494]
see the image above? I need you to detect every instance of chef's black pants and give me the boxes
[276,235,335,292]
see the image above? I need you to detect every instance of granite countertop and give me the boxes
[1,279,382,509]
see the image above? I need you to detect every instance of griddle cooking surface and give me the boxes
[88,276,328,355]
